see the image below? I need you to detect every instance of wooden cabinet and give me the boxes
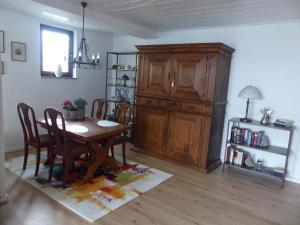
[167,112,204,164]
[138,54,171,97]
[135,43,234,172]
[135,107,168,156]
[170,54,207,100]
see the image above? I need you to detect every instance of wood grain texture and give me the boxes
[2,145,300,225]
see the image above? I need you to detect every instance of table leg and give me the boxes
[82,135,120,183]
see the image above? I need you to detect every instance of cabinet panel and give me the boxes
[170,54,208,100]
[167,112,204,164]
[138,54,172,96]
[135,107,168,156]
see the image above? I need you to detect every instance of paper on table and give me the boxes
[97,120,119,127]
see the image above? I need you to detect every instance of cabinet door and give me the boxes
[170,54,208,100]
[167,112,204,164]
[135,106,168,156]
[138,54,172,96]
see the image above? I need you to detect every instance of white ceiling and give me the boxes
[1,0,300,38]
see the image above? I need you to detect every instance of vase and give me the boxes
[77,108,85,119]
[69,110,77,119]
[55,64,62,78]
[62,109,70,118]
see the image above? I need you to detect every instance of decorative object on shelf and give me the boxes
[273,118,293,129]
[124,64,131,70]
[71,2,100,69]
[238,85,262,122]
[11,42,26,62]
[244,156,254,168]
[0,30,4,53]
[121,74,129,86]
[55,64,63,78]
[120,88,129,101]
[115,89,123,101]
[260,107,273,125]
[260,135,270,148]
[255,159,263,171]
[74,98,88,118]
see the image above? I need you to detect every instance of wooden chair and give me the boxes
[91,99,108,119]
[44,107,92,183]
[17,103,50,177]
[110,103,132,165]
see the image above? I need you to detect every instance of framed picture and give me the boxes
[11,42,26,62]
[0,30,4,53]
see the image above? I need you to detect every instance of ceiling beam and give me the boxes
[0,0,157,38]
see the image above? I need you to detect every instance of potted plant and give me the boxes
[69,105,78,119]
[61,99,72,117]
[74,98,88,118]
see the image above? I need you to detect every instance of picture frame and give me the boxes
[11,41,26,62]
[0,30,4,53]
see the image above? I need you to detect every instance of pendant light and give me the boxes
[72,2,100,69]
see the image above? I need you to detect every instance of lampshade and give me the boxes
[238,85,262,99]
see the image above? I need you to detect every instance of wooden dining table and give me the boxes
[37,117,129,183]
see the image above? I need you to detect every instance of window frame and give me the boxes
[40,24,74,78]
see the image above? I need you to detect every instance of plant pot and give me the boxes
[62,109,70,118]
[69,110,77,119]
[77,108,85,119]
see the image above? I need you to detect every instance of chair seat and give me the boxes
[29,134,50,147]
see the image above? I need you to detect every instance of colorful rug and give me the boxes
[5,154,173,222]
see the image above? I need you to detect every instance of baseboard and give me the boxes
[286,176,300,184]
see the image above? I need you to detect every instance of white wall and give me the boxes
[0,9,111,151]
[113,22,300,183]
[0,72,5,198]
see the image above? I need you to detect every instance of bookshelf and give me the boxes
[222,117,294,188]
[105,52,138,142]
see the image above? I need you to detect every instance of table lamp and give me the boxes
[238,85,262,122]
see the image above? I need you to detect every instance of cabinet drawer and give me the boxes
[137,97,158,108]
[160,100,181,111]
[181,103,213,115]
[181,102,204,114]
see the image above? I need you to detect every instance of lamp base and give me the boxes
[240,118,252,123]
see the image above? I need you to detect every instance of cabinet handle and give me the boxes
[171,72,176,88]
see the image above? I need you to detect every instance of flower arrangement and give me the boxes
[61,99,73,110]
[74,98,88,109]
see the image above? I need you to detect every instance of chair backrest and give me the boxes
[17,103,40,145]
[44,107,67,152]
[114,103,132,125]
[91,99,108,119]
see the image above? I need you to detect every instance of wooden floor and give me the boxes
[1,145,300,225]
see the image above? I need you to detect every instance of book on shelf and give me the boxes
[230,125,266,148]
[225,145,248,167]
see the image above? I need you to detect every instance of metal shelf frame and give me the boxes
[222,117,294,188]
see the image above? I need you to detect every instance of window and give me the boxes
[40,24,74,78]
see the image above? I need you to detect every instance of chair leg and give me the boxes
[111,146,115,159]
[48,152,55,182]
[63,156,70,185]
[34,146,41,177]
[44,145,50,165]
[23,144,29,171]
[122,141,126,165]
